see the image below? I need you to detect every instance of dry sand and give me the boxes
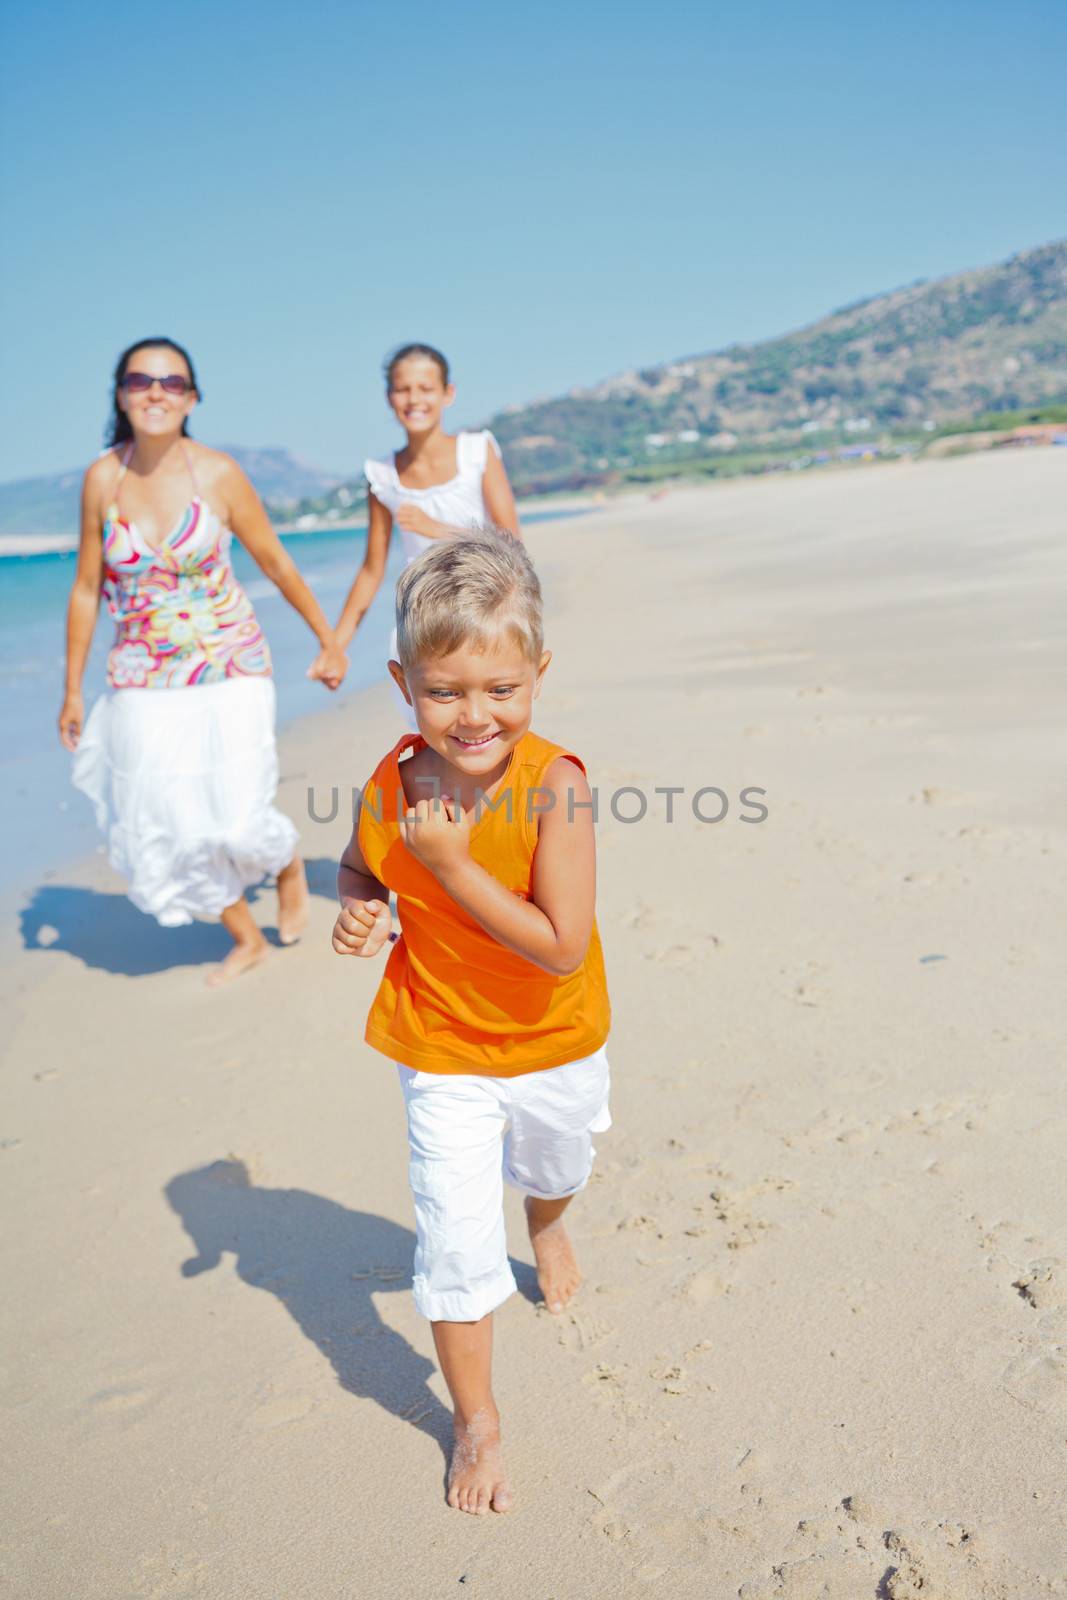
[4,448,1066,1598]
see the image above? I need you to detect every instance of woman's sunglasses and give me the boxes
[120,371,194,395]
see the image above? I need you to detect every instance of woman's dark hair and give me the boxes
[106,337,201,448]
[384,343,450,389]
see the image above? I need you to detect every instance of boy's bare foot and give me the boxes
[206,938,268,988]
[448,1408,512,1515]
[526,1198,582,1314]
[277,857,310,945]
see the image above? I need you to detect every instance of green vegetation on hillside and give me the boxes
[269,238,1067,518]
[931,403,1067,437]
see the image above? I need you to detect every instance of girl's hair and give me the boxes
[396,527,543,670]
[384,342,450,390]
[106,337,201,448]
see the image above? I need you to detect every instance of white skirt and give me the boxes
[72,676,299,927]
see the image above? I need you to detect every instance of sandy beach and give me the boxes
[4,447,1066,1598]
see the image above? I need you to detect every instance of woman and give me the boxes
[334,344,520,700]
[59,336,348,986]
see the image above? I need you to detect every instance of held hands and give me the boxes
[59,691,84,751]
[332,898,393,957]
[400,793,471,874]
[308,638,349,691]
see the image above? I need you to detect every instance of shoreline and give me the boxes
[5,412,1066,556]
[2,442,1037,556]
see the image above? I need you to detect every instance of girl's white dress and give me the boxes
[73,454,297,927]
[363,430,502,564]
[364,430,503,722]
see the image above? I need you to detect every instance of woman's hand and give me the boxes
[395,503,445,540]
[59,691,84,751]
[308,639,349,690]
[400,794,471,874]
[331,898,393,957]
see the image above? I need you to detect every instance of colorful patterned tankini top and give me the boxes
[102,445,272,689]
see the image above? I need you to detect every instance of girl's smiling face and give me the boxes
[387,355,455,437]
[389,638,551,779]
[117,345,198,441]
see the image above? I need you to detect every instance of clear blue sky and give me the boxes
[2,0,1064,481]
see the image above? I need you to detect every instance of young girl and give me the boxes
[333,344,520,685]
[332,530,611,1515]
[60,336,348,985]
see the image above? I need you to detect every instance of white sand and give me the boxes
[4,448,1066,1598]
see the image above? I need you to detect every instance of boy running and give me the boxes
[332,529,611,1514]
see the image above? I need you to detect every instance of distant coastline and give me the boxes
[4,427,1064,558]
[0,495,599,558]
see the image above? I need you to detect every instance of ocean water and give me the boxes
[1,512,578,907]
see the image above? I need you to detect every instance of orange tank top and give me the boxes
[358,729,611,1076]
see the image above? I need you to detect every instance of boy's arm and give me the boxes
[409,758,595,977]
[333,808,393,957]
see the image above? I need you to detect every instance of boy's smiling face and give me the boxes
[389,638,551,780]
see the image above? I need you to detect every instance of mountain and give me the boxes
[220,448,342,508]
[5,239,1066,536]
[0,447,342,541]
[483,239,1067,493]
[266,239,1067,518]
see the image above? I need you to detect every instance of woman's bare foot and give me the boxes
[206,938,268,988]
[526,1197,582,1314]
[447,1408,512,1515]
[277,857,310,946]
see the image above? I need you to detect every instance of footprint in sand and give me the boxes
[1002,1343,1067,1419]
[786,1098,986,1153]
[644,935,722,967]
[648,1361,688,1396]
[85,1383,153,1415]
[615,1212,664,1235]
[990,1250,1067,1420]
[739,1500,1011,1599]
[913,785,974,807]
[673,1269,730,1304]
[250,1391,317,1428]
[549,1307,615,1352]
[587,1458,717,1576]
[709,1191,770,1252]
[135,1546,209,1598]
[1012,1258,1067,1312]
[780,960,831,1008]
[681,1175,794,1256]
[581,1361,632,1417]
[621,900,657,931]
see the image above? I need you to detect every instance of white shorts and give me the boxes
[397,1046,611,1322]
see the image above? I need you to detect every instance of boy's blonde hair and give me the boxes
[395,526,544,669]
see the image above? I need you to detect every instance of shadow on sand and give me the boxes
[18,857,342,978]
[164,1159,454,1455]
